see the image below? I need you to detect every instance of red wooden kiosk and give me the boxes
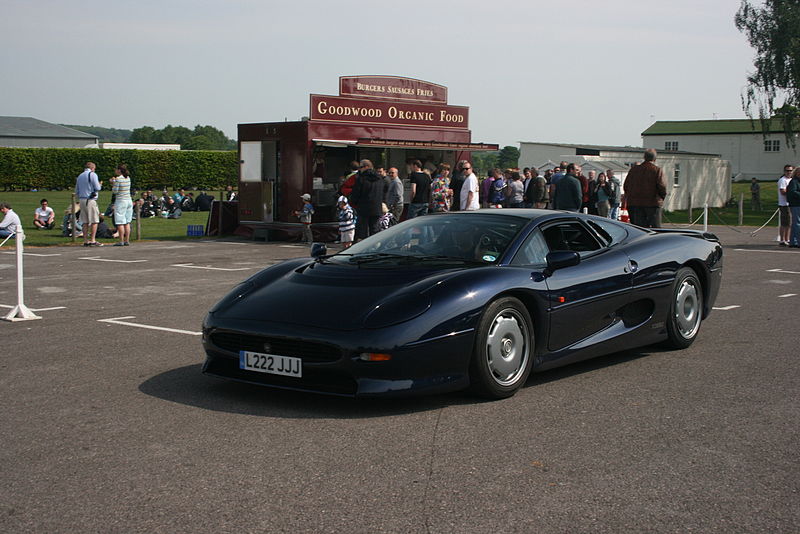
[235,75,498,240]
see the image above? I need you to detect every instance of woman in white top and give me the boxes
[111,164,133,246]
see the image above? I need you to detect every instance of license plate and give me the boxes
[239,351,302,378]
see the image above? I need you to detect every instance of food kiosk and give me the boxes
[236,75,498,240]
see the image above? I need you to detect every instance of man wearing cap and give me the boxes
[294,193,315,243]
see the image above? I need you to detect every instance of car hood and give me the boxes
[217,261,456,331]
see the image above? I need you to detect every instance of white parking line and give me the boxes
[0,304,66,312]
[98,316,201,336]
[0,252,61,257]
[171,263,252,271]
[766,268,800,275]
[80,257,148,263]
[733,248,800,254]
[712,305,741,310]
[778,294,797,298]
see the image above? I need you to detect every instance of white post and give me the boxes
[703,203,708,233]
[3,224,41,322]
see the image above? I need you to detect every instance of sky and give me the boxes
[1,0,757,149]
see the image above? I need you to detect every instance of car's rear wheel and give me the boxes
[469,297,534,399]
[665,267,703,349]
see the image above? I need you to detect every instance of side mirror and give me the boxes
[310,242,327,259]
[543,250,580,277]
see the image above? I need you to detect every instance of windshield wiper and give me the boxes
[346,253,411,265]
[409,254,489,265]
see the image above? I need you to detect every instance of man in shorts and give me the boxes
[75,162,103,246]
[778,164,792,246]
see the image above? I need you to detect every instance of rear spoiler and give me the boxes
[650,227,720,242]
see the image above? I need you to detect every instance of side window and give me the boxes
[511,229,548,266]
[541,222,602,255]
[586,219,628,246]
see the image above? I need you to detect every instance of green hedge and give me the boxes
[0,147,238,191]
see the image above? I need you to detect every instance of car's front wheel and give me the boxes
[664,267,704,349]
[469,297,534,399]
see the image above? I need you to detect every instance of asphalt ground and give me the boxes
[0,224,798,534]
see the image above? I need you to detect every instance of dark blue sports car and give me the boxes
[202,210,722,399]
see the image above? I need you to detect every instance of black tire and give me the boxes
[664,267,704,349]
[469,297,534,399]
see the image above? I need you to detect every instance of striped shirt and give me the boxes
[112,176,132,201]
[338,205,355,232]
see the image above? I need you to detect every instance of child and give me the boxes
[294,193,315,243]
[378,202,396,231]
[490,175,506,208]
[337,195,355,248]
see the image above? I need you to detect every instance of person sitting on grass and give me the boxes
[180,192,195,211]
[138,192,157,218]
[96,214,118,239]
[61,203,83,237]
[162,197,182,219]
[0,202,22,239]
[33,198,55,229]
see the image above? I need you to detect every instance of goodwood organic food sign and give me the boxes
[310,76,469,130]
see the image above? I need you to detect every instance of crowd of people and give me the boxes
[306,153,662,247]
[0,161,234,246]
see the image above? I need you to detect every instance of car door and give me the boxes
[516,218,634,354]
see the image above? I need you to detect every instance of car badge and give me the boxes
[482,255,496,262]
[263,342,272,353]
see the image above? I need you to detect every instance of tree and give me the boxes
[472,152,498,176]
[497,146,520,170]
[127,124,235,149]
[129,126,157,144]
[735,0,800,146]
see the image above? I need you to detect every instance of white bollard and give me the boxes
[703,203,708,233]
[3,224,41,322]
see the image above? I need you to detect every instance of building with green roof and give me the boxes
[642,119,798,181]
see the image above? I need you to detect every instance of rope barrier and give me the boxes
[748,208,780,237]
[663,206,780,237]
[708,207,745,233]
[662,209,705,227]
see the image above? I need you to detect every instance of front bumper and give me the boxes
[200,322,474,397]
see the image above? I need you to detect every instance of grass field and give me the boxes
[663,180,782,228]
[0,191,211,247]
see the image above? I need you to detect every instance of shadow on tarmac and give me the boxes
[139,348,655,419]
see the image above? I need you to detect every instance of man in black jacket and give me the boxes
[553,163,583,212]
[349,159,385,240]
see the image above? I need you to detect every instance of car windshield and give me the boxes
[329,213,528,266]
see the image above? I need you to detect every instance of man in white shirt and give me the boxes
[778,164,792,246]
[459,162,480,211]
[0,202,22,239]
[33,198,55,229]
